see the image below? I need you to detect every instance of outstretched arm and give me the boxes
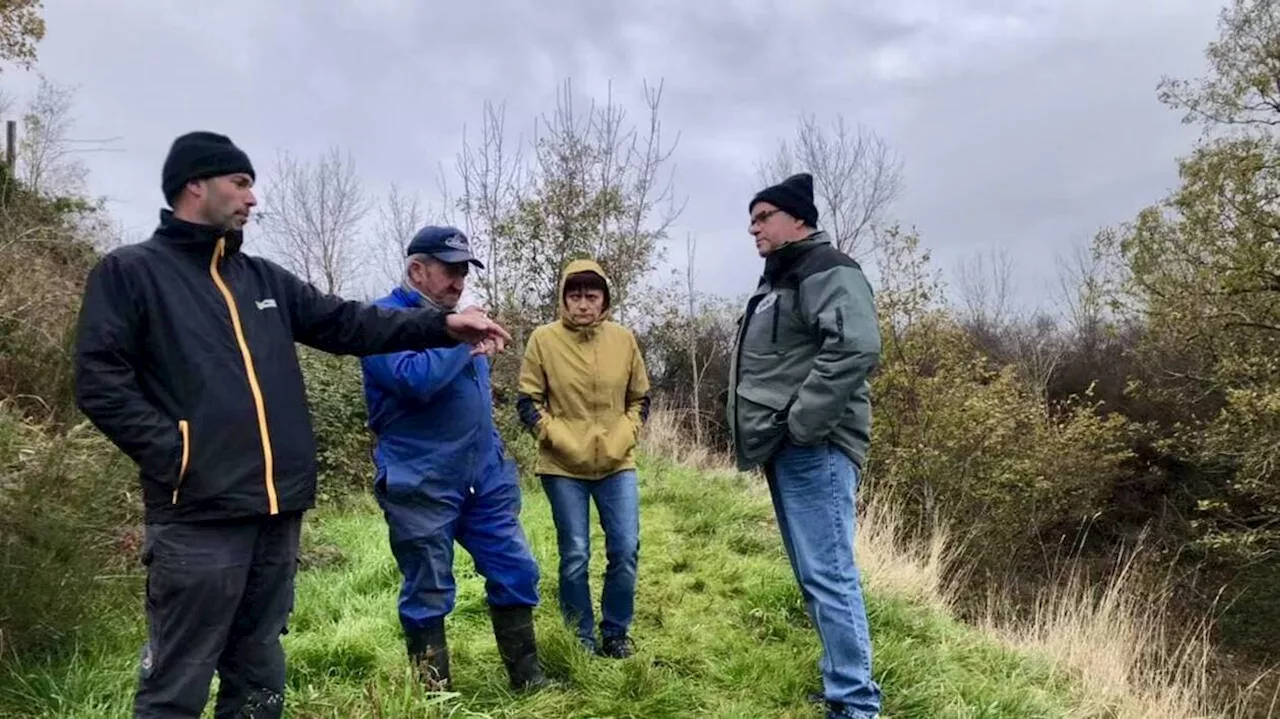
[269,262,511,355]
[275,265,456,355]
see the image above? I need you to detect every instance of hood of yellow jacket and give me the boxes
[557,258,613,333]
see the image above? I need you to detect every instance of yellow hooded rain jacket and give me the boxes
[516,259,652,480]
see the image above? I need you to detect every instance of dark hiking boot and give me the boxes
[597,634,634,659]
[405,621,451,692]
[489,605,551,691]
[231,688,284,718]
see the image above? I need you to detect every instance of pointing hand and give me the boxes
[445,311,511,354]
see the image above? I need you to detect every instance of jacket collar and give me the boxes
[393,283,450,313]
[762,230,827,284]
[154,208,244,256]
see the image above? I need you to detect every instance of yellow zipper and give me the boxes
[171,419,190,504]
[209,238,278,515]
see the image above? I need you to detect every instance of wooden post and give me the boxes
[5,120,14,168]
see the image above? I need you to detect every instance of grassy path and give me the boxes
[0,458,1087,717]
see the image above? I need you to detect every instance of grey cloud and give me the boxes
[11,0,1226,307]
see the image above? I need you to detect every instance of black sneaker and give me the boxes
[597,635,634,659]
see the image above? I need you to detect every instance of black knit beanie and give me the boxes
[161,131,255,206]
[749,172,818,228]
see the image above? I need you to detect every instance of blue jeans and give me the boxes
[540,469,640,650]
[766,442,881,718]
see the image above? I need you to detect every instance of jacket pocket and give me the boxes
[542,416,594,475]
[735,381,795,450]
[384,465,451,502]
[599,414,638,470]
[171,419,191,504]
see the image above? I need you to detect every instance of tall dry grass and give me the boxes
[640,407,1267,719]
[640,404,735,474]
[980,542,1277,719]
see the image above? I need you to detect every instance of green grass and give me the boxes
[0,458,1088,718]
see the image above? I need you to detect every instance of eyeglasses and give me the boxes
[751,208,782,226]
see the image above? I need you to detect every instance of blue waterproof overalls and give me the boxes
[360,286,540,633]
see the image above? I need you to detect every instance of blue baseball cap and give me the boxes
[405,225,484,269]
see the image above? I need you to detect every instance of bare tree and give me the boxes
[590,79,685,320]
[372,183,424,288]
[451,78,682,324]
[509,77,683,322]
[1053,237,1110,356]
[1008,313,1067,403]
[257,146,371,295]
[954,245,1015,332]
[454,100,527,312]
[757,113,903,258]
[684,232,703,444]
[16,76,118,197]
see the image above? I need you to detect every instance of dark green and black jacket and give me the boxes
[726,231,881,471]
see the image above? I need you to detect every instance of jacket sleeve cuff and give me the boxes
[786,409,822,447]
[420,307,459,347]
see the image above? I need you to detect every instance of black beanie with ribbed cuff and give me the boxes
[749,172,818,228]
[161,131,255,206]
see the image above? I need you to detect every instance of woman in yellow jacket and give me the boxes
[516,259,651,658]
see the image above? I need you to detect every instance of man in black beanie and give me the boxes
[728,172,884,719]
[748,171,820,248]
[161,131,257,210]
[73,130,514,718]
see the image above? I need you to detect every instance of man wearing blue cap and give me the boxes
[360,226,548,693]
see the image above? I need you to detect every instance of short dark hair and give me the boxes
[563,271,609,306]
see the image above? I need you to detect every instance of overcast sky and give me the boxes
[4,0,1223,310]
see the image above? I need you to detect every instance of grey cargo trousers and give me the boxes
[133,512,302,718]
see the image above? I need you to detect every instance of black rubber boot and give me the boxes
[405,620,451,692]
[489,605,551,691]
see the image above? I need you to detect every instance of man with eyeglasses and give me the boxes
[727,172,883,719]
[360,226,549,694]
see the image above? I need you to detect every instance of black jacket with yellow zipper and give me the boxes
[74,209,460,524]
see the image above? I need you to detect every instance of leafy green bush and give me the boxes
[866,228,1133,571]
[869,314,1133,566]
[297,348,374,503]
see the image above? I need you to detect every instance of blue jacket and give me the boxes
[360,286,506,497]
